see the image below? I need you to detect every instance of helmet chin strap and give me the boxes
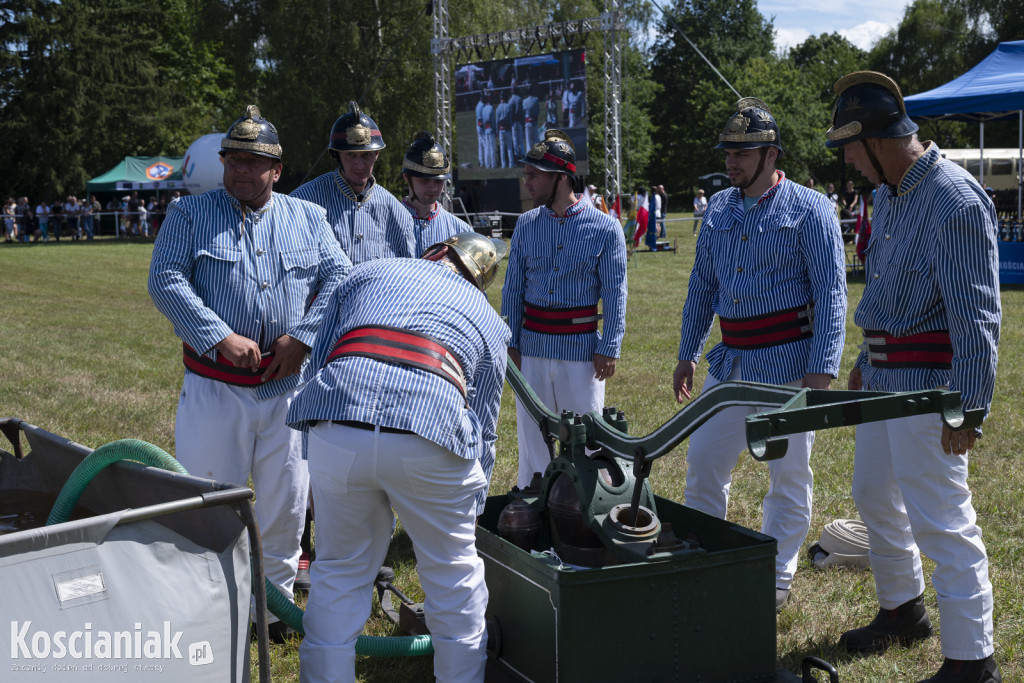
[543,173,563,209]
[860,139,889,186]
[739,148,770,191]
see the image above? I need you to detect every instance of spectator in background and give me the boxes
[840,179,860,222]
[35,199,49,241]
[50,199,63,241]
[16,197,33,242]
[138,199,149,237]
[825,182,840,216]
[127,191,141,236]
[64,195,79,240]
[79,197,94,240]
[657,185,668,237]
[3,198,15,242]
[692,189,707,236]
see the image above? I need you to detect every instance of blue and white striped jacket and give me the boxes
[678,173,848,384]
[148,190,351,400]
[287,258,510,512]
[403,200,473,256]
[291,170,415,264]
[854,143,1000,415]
[501,198,628,361]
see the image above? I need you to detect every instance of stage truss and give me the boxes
[431,0,625,202]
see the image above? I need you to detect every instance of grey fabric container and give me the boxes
[0,418,263,682]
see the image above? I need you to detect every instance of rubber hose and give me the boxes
[45,439,434,656]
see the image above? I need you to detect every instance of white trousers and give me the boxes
[684,362,814,589]
[300,424,488,683]
[515,356,604,488]
[483,131,496,169]
[852,413,993,660]
[499,129,514,168]
[476,129,486,167]
[174,374,308,606]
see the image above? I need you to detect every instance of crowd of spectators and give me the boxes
[2,191,179,243]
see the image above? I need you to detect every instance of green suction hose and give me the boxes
[45,439,434,657]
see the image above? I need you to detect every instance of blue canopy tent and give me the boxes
[904,40,1024,220]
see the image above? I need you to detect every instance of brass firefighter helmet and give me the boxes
[825,71,919,148]
[330,101,386,152]
[220,105,283,160]
[403,131,452,180]
[521,129,576,176]
[715,97,782,154]
[425,232,508,291]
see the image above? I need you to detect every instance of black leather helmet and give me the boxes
[826,71,919,148]
[403,132,451,180]
[715,97,782,154]
[329,101,386,152]
[521,129,576,176]
[220,105,282,160]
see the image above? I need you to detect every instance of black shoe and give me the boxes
[267,620,298,644]
[775,587,791,611]
[294,551,311,592]
[917,655,1001,683]
[840,594,933,654]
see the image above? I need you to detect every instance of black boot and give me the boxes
[840,593,933,654]
[917,655,1001,683]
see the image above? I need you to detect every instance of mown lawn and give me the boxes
[1,218,1020,682]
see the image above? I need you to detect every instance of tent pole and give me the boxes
[979,122,985,187]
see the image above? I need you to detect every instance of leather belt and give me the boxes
[331,420,414,435]
[523,304,600,335]
[182,343,274,387]
[865,330,952,369]
[719,303,813,349]
[326,325,467,399]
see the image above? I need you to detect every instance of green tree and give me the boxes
[0,0,235,201]
[785,33,869,186]
[646,0,775,196]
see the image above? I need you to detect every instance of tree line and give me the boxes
[0,0,1019,205]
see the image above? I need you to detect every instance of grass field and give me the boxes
[1,217,1021,682]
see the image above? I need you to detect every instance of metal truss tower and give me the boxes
[431,1,624,201]
[432,0,453,166]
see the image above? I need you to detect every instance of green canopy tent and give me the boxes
[85,155,186,194]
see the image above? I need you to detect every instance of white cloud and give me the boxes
[774,27,810,54]
[840,20,895,51]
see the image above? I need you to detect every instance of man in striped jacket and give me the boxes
[401,131,473,256]
[501,129,628,489]
[287,233,509,683]
[148,105,351,641]
[292,101,415,264]
[671,98,847,611]
[827,71,1001,683]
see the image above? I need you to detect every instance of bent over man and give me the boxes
[502,129,628,488]
[148,106,350,640]
[287,233,510,683]
[671,98,847,610]
[827,71,1001,683]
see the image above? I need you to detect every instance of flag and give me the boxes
[645,191,658,251]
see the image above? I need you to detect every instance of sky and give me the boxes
[757,0,915,53]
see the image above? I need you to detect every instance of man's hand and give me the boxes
[848,366,862,391]
[802,373,833,390]
[941,424,977,456]
[215,333,262,372]
[672,360,697,403]
[593,353,617,381]
[508,348,521,371]
[262,334,310,381]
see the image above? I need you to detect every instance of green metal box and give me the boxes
[478,494,778,683]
